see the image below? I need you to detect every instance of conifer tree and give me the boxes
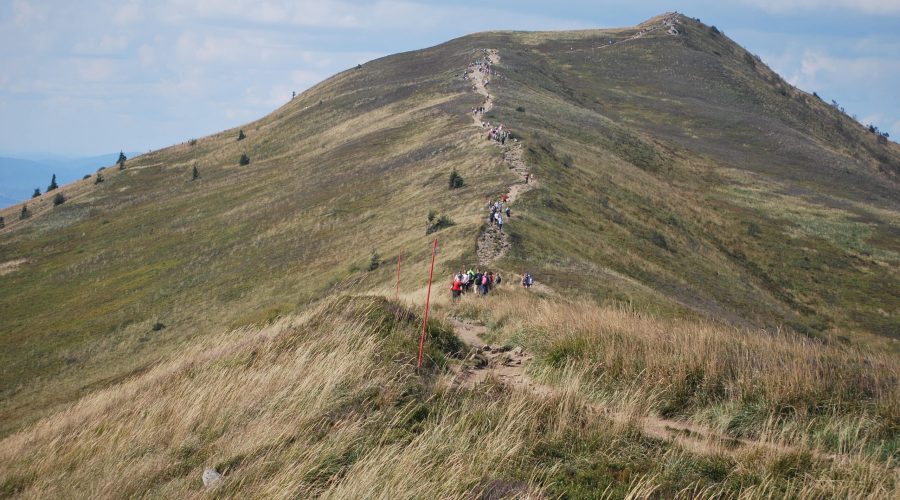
[32,188,41,198]
[239,154,250,166]
[117,151,127,170]
[20,205,29,220]
[47,174,58,191]
[238,129,246,141]
[0,216,4,228]
[192,164,200,180]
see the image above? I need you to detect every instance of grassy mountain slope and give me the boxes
[1,295,896,497]
[478,16,899,341]
[0,13,898,490]
[0,39,512,435]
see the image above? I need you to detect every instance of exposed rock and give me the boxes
[202,468,223,488]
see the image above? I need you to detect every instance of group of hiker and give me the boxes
[450,269,502,298]
[450,269,536,298]
[487,197,510,232]
[486,123,510,144]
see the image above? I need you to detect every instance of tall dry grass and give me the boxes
[445,287,899,460]
[2,294,897,498]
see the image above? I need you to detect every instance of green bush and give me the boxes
[448,169,464,189]
[192,165,200,180]
[19,205,29,220]
[515,106,525,113]
[239,154,251,166]
[368,250,380,271]
[95,173,104,184]
[32,188,40,198]
[238,129,246,141]
[52,193,65,206]
[426,213,455,234]
[0,216,5,228]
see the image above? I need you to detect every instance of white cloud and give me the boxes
[74,58,115,82]
[785,49,900,88]
[73,35,131,55]
[114,1,144,25]
[740,0,900,14]
[11,0,45,26]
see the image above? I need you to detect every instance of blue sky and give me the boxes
[1,0,898,156]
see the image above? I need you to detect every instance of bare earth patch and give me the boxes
[0,258,26,276]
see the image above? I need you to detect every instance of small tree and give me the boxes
[32,188,41,198]
[239,154,251,166]
[20,205,29,220]
[95,173,104,184]
[117,151,127,170]
[368,250,380,271]
[192,164,200,180]
[448,169,464,189]
[53,193,65,206]
[47,174,58,191]
[237,129,246,141]
[0,216,4,228]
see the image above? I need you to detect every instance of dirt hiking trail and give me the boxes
[467,50,540,273]
[446,317,851,463]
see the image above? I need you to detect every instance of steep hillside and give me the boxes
[480,15,899,341]
[0,11,897,446]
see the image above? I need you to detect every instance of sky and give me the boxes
[1,0,898,157]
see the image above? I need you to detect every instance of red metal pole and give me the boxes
[417,239,437,369]
[395,250,403,301]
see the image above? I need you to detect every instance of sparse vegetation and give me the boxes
[426,212,455,234]
[0,15,898,498]
[95,173,104,184]
[368,250,380,271]
[239,154,250,166]
[448,168,464,189]
[188,138,197,146]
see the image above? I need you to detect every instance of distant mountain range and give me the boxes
[0,152,140,207]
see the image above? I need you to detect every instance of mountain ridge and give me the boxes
[0,10,897,438]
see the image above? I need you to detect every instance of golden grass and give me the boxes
[443,287,899,459]
[1,295,897,497]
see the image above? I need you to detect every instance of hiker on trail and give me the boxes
[495,213,503,232]
[496,273,502,285]
[474,270,483,294]
[481,273,490,295]
[505,206,511,218]
[451,274,462,299]
[460,270,470,291]
[522,273,533,288]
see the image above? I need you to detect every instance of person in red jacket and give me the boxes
[451,275,462,299]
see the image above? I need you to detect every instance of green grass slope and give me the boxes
[481,15,899,341]
[0,13,897,440]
